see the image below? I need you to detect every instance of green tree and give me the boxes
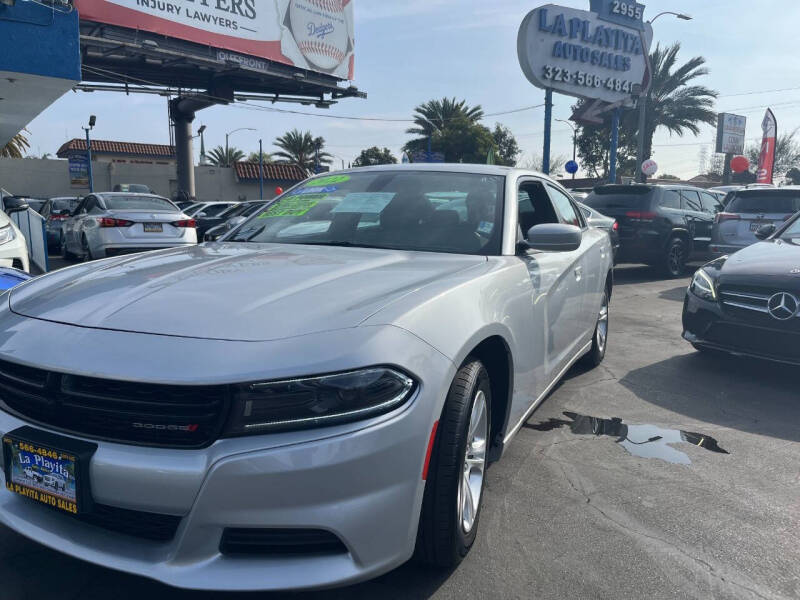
[208,145,245,167]
[491,124,521,167]
[658,173,680,180]
[273,129,332,172]
[786,167,800,185]
[247,150,272,163]
[413,116,495,164]
[745,128,800,178]
[1,130,30,158]
[575,42,717,179]
[353,147,397,167]
[404,98,484,155]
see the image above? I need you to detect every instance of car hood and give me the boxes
[9,243,486,341]
[714,239,800,289]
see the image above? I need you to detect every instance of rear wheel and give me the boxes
[81,236,94,262]
[416,359,491,568]
[663,237,688,278]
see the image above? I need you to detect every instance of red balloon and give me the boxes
[275,187,284,195]
[730,156,750,173]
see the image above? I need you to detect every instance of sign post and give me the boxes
[609,107,621,183]
[543,89,553,174]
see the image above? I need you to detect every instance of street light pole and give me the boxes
[556,119,578,179]
[635,11,692,183]
[82,115,96,193]
[224,127,256,167]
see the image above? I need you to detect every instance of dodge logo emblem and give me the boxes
[767,292,799,321]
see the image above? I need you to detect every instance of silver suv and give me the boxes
[710,187,800,255]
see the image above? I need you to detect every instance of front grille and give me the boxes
[719,285,800,331]
[0,359,229,448]
[705,322,800,362]
[77,503,182,542]
[220,528,348,556]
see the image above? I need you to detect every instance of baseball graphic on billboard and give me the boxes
[288,0,350,71]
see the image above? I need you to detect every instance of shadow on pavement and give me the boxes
[619,350,799,441]
[613,264,700,286]
[658,285,688,302]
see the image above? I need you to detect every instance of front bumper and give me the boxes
[682,290,800,366]
[0,238,29,272]
[0,318,454,591]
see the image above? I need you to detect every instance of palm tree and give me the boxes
[641,42,718,161]
[1,130,30,158]
[247,151,272,163]
[273,129,332,172]
[207,145,245,167]
[405,98,484,150]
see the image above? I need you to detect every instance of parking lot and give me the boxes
[1,263,796,600]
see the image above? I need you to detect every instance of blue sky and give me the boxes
[25,0,800,178]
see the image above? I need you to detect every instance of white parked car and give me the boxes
[23,467,40,482]
[42,474,66,491]
[0,197,31,273]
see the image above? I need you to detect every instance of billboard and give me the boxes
[715,113,746,155]
[518,3,652,104]
[74,0,354,80]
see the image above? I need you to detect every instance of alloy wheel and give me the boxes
[458,389,488,534]
[668,243,684,275]
[597,292,609,354]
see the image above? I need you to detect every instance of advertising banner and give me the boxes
[518,3,652,104]
[74,0,355,80]
[756,109,777,184]
[68,155,89,188]
[715,113,746,155]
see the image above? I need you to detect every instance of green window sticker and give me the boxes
[258,195,323,218]
[310,174,350,186]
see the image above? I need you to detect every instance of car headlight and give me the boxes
[690,268,717,301]
[223,367,416,436]
[0,225,16,246]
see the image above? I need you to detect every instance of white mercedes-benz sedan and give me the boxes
[0,165,613,591]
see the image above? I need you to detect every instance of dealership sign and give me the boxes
[715,113,747,155]
[74,0,355,79]
[68,155,89,188]
[517,3,652,103]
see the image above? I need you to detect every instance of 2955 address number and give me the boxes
[542,65,636,94]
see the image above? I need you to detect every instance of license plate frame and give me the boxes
[2,426,97,515]
[143,223,163,233]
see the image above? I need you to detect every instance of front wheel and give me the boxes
[416,359,491,568]
[581,287,609,367]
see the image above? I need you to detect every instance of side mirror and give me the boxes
[525,223,582,252]
[4,197,29,214]
[755,223,776,240]
[197,212,207,218]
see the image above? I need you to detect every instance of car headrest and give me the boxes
[381,193,434,229]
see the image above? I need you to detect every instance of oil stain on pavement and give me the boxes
[527,412,729,465]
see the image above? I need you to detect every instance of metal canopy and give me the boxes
[79,22,366,101]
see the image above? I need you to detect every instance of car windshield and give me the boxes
[228,171,505,255]
[103,195,178,211]
[726,191,800,214]
[780,215,800,241]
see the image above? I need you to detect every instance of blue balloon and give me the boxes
[565,160,579,174]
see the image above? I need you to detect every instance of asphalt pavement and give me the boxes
[1,263,797,600]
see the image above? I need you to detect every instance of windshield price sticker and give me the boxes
[258,195,322,218]
[289,185,339,196]
[311,175,351,186]
[331,193,396,214]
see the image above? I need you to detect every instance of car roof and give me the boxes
[309,163,560,181]
[96,192,166,198]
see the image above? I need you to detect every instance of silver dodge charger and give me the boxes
[0,165,613,591]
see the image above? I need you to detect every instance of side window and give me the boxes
[680,190,702,212]
[700,192,722,214]
[547,184,583,227]
[204,204,231,217]
[659,190,681,210]
[86,197,102,214]
[517,181,560,237]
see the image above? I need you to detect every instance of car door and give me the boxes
[82,195,106,251]
[517,179,586,380]
[547,183,607,343]
[680,189,712,253]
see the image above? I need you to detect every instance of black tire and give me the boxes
[581,287,609,367]
[662,237,688,278]
[415,359,491,568]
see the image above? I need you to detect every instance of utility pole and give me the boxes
[542,88,553,174]
[556,118,577,179]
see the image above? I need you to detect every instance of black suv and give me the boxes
[584,184,724,277]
